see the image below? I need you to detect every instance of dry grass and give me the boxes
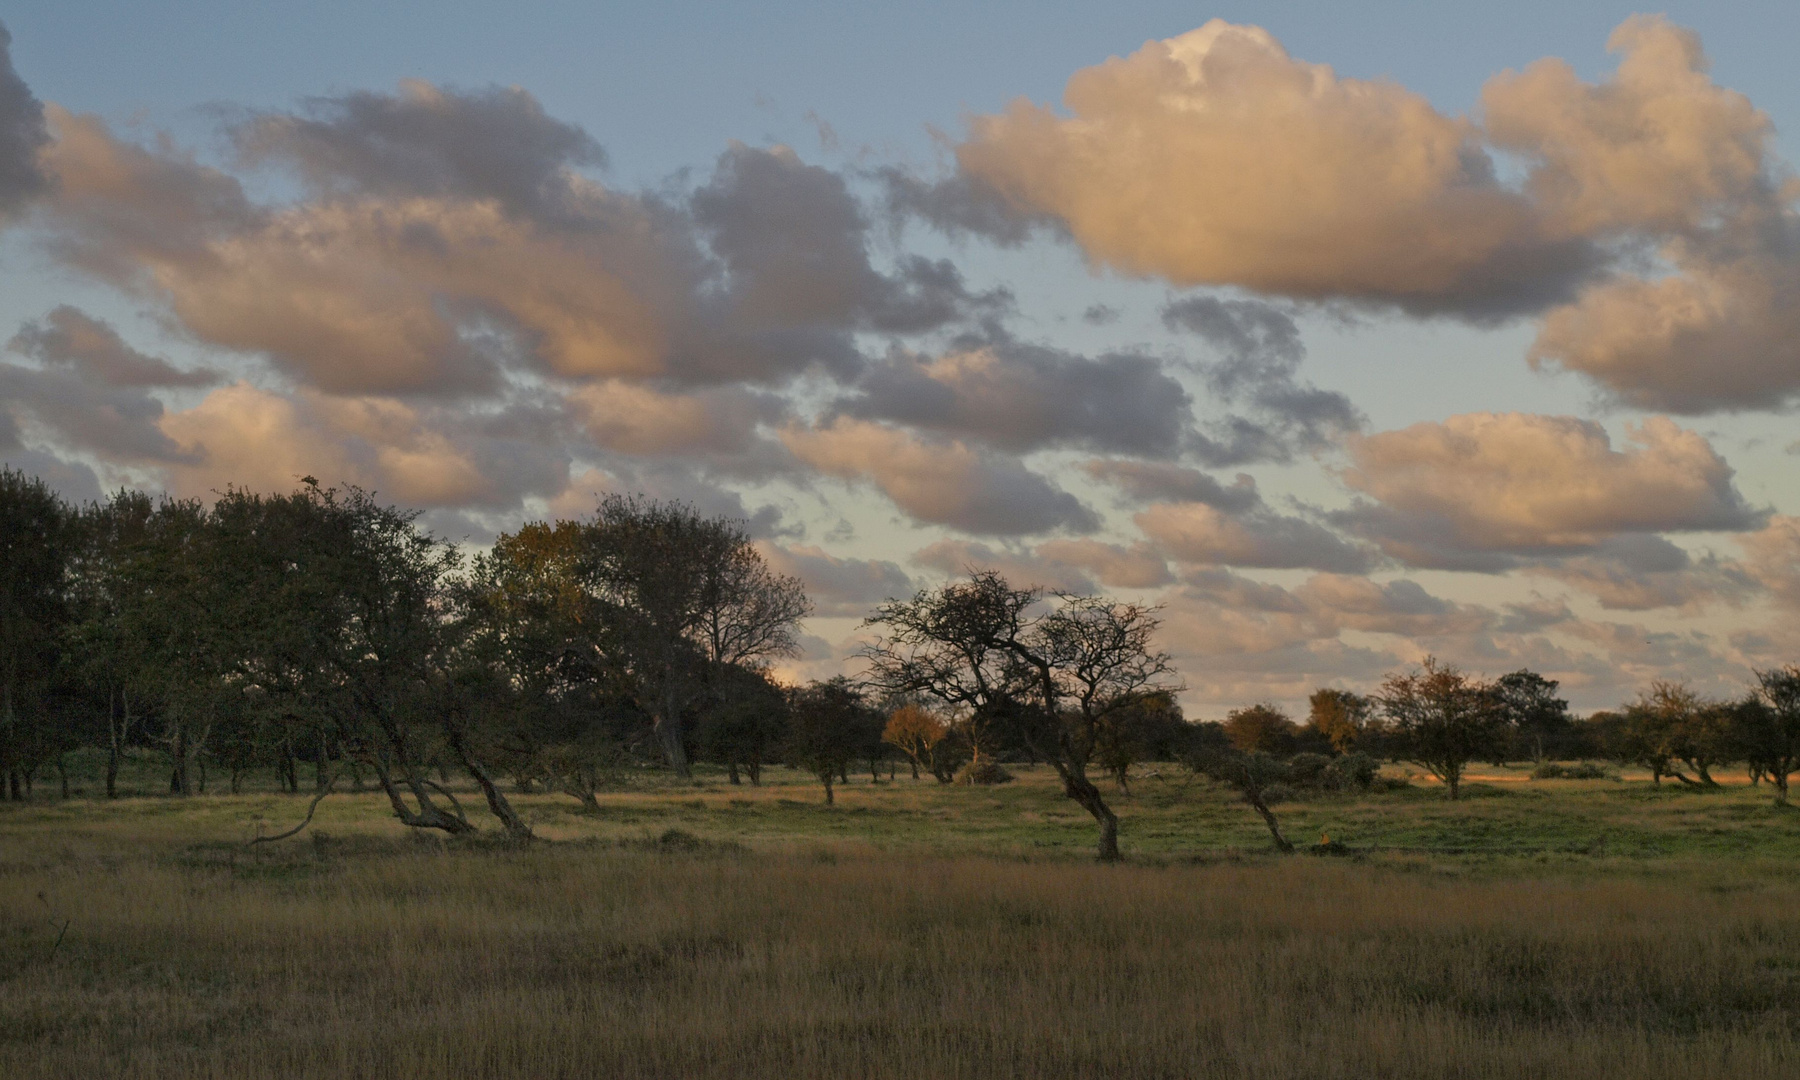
[3,770,1799,1078]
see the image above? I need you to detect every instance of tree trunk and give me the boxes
[314,730,332,793]
[727,762,740,785]
[57,755,69,799]
[822,775,834,805]
[1062,773,1121,861]
[1774,771,1790,807]
[1245,790,1295,853]
[656,713,692,778]
[444,719,534,843]
[909,758,919,780]
[747,761,761,785]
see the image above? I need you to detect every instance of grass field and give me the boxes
[4,758,1799,1077]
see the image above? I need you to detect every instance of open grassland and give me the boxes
[3,763,1799,1078]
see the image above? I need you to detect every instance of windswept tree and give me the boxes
[864,571,1178,861]
[1377,658,1507,800]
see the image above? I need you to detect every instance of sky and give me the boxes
[2,2,1798,715]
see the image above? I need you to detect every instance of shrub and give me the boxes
[1324,752,1380,792]
[1286,753,1333,788]
[955,760,1015,786]
[1532,761,1610,780]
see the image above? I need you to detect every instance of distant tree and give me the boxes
[0,470,75,801]
[1223,703,1298,756]
[1093,690,1185,792]
[882,703,951,781]
[1305,688,1371,755]
[1376,658,1507,800]
[1737,667,1800,806]
[1493,670,1571,764]
[695,664,788,786]
[1617,682,1721,788]
[572,497,809,777]
[787,678,869,804]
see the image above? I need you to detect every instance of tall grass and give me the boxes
[3,830,1797,1078]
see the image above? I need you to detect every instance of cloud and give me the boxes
[0,363,194,463]
[1161,295,1361,463]
[1338,413,1759,566]
[233,79,606,220]
[566,380,780,459]
[950,19,1588,317]
[38,97,997,399]
[158,383,567,507]
[757,542,916,617]
[911,539,1096,594]
[781,417,1096,535]
[1292,574,1492,637]
[1082,459,1261,511]
[1137,500,1375,573]
[693,143,1005,335]
[1482,16,1772,238]
[1532,534,1757,611]
[834,340,1192,457]
[8,306,220,387]
[0,21,47,219]
[1528,243,1800,413]
[1740,515,1800,611]
[1034,538,1173,589]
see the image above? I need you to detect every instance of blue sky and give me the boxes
[2,3,1798,712]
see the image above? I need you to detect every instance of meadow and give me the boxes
[3,757,1798,1078]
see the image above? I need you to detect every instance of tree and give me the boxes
[864,572,1178,861]
[1223,703,1298,755]
[882,703,951,781]
[1738,667,1800,806]
[0,470,75,800]
[1188,747,1296,853]
[1376,658,1506,800]
[1305,689,1371,754]
[1093,690,1184,793]
[1493,670,1571,764]
[572,497,808,777]
[787,678,868,804]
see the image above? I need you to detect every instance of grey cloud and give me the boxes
[233,81,606,221]
[0,363,194,463]
[1327,502,1524,573]
[9,306,220,387]
[876,166,1049,248]
[911,539,1097,594]
[1162,296,1362,465]
[693,144,1007,337]
[760,543,916,617]
[1535,534,1759,611]
[1138,498,1378,573]
[836,340,1192,457]
[1083,459,1260,512]
[1081,304,1120,326]
[0,22,47,218]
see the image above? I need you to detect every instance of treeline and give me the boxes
[3,468,1798,859]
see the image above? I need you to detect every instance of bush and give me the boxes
[1324,752,1380,792]
[1258,783,1296,805]
[1286,753,1333,788]
[1531,761,1612,780]
[955,760,1015,785]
